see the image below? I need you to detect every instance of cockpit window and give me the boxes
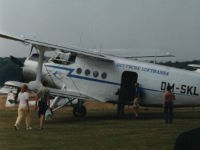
[51,52,76,65]
[29,53,49,62]
[28,46,50,62]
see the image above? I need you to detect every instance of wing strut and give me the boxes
[36,48,44,82]
[29,46,46,90]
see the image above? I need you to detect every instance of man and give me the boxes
[14,84,32,130]
[133,82,141,118]
[116,88,126,118]
[163,85,175,124]
[35,81,50,130]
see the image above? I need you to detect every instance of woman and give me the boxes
[14,84,32,130]
[35,81,50,130]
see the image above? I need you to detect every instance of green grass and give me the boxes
[0,107,200,150]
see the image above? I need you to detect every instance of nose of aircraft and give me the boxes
[22,57,38,81]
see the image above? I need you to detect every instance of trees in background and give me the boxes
[0,57,25,86]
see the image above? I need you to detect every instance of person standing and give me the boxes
[116,87,128,118]
[163,85,175,124]
[14,84,32,130]
[133,83,141,118]
[35,81,50,130]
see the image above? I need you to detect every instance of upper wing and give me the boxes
[0,32,114,62]
[0,32,174,61]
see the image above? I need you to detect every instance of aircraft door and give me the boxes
[120,71,138,104]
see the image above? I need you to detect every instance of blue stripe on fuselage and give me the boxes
[45,65,192,97]
[45,65,120,86]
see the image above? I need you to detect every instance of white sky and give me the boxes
[0,0,200,61]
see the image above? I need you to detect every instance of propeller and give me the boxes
[9,55,25,82]
[9,55,24,67]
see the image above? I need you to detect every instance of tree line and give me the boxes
[0,57,25,86]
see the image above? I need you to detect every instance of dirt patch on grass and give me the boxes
[0,95,7,109]
[84,101,116,110]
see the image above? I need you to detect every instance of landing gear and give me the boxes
[73,100,87,118]
[73,105,87,118]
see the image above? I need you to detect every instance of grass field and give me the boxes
[0,101,200,150]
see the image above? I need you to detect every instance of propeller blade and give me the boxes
[9,55,24,67]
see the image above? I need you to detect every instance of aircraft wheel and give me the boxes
[73,105,87,118]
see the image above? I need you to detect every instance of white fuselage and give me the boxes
[23,55,200,107]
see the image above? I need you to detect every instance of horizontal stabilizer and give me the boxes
[188,64,200,68]
[188,64,200,73]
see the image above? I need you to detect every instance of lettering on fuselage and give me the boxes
[116,63,169,76]
[161,81,199,96]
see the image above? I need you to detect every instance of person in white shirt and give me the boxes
[14,84,32,130]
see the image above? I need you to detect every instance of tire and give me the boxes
[73,105,87,118]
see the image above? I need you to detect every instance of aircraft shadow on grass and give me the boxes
[47,110,200,124]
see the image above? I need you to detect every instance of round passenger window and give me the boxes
[85,69,90,76]
[101,72,107,79]
[76,68,82,74]
[93,71,99,78]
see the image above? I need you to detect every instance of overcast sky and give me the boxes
[0,0,200,61]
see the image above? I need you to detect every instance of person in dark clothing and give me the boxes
[35,81,50,129]
[116,88,127,118]
[163,85,175,124]
[174,128,200,150]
